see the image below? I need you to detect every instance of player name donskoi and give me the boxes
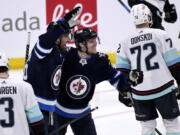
[131,33,152,44]
[0,86,17,94]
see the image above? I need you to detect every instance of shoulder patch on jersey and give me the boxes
[79,58,87,66]
[66,75,91,99]
[51,65,62,91]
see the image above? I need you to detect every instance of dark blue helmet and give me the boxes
[74,28,97,44]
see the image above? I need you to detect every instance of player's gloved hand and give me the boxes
[47,6,81,31]
[118,91,133,107]
[128,70,143,87]
[63,6,81,28]
[164,4,177,23]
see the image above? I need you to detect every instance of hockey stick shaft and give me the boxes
[25,32,31,63]
[127,92,162,135]
[49,106,98,135]
[155,128,162,135]
[117,0,130,13]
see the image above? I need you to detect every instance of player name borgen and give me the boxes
[0,86,17,94]
[131,33,152,44]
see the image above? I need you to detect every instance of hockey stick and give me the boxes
[117,0,130,13]
[49,106,99,135]
[126,92,162,135]
[25,32,31,63]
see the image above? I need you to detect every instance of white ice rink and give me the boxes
[10,70,180,135]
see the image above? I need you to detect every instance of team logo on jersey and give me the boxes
[66,75,91,99]
[51,65,62,91]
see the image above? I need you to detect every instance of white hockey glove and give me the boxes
[63,6,81,28]
[129,70,143,87]
[47,7,81,31]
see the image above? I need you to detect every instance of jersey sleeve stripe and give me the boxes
[163,49,180,63]
[26,105,44,123]
[116,55,131,69]
[34,49,46,59]
[116,68,130,73]
[116,55,131,65]
[116,64,131,69]
[169,62,180,69]
[36,40,53,54]
[108,71,130,91]
[28,115,44,124]
[113,71,121,78]
[108,72,121,87]
[166,57,180,67]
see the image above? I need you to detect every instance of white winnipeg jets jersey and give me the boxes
[116,28,180,100]
[0,78,43,135]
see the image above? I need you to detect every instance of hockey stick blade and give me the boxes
[49,106,98,135]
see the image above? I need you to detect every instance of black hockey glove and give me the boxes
[164,4,177,23]
[118,91,133,107]
[128,70,143,87]
[47,6,81,31]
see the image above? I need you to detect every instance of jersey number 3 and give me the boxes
[0,97,14,127]
[130,43,159,71]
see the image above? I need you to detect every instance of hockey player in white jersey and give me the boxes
[128,0,177,30]
[0,52,45,135]
[116,4,180,135]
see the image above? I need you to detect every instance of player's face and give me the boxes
[56,33,71,51]
[86,38,97,54]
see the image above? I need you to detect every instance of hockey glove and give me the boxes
[129,70,143,87]
[164,4,177,23]
[118,91,133,107]
[63,6,81,28]
[47,7,81,31]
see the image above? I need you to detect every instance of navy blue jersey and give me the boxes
[24,27,66,112]
[55,48,130,118]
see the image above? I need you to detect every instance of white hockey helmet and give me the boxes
[131,4,152,25]
[0,53,9,68]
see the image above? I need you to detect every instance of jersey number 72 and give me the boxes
[130,43,159,71]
